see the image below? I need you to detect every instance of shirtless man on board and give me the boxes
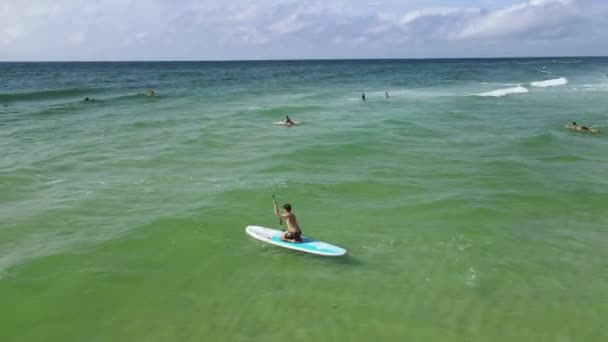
[273,200,302,243]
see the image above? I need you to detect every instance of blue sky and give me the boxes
[1,0,607,60]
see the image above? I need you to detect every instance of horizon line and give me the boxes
[1,55,607,63]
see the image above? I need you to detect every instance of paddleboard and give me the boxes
[245,225,346,257]
[273,121,302,126]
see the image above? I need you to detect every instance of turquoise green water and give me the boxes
[1,59,607,341]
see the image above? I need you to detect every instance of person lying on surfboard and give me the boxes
[273,200,302,243]
[568,122,599,132]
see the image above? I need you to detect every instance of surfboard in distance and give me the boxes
[245,225,346,257]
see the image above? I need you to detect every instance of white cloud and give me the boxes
[530,0,571,5]
[68,31,86,44]
[0,0,606,60]
[452,0,578,39]
[135,32,148,40]
[2,26,23,45]
[230,5,258,22]
[269,13,306,34]
[400,7,479,26]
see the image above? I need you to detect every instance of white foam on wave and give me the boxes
[530,77,568,88]
[45,179,66,185]
[580,83,608,92]
[474,86,529,97]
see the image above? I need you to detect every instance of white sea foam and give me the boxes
[580,83,608,92]
[474,86,529,97]
[530,77,568,88]
[45,179,66,185]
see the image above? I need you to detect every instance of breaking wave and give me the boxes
[530,77,568,88]
[474,86,529,98]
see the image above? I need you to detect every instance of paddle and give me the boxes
[272,194,283,227]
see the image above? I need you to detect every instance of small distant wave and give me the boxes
[79,93,156,104]
[530,77,568,88]
[515,130,559,149]
[473,86,529,98]
[580,83,608,92]
[45,179,66,185]
[257,104,322,116]
[552,59,582,64]
[0,88,104,103]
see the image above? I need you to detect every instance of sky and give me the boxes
[1,0,607,61]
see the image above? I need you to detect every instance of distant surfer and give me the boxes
[146,89,155,97]
[273,200,302,243]
[84,97,94,102]
[568,122,599,132]
[284,115,295,126]
[385,91,390,98]
[362,92,366,101]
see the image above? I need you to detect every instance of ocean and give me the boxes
[1,58,607,341]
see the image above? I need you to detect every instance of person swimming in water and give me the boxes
[146,89,155,97]
[362,92,366,101]
[385,91,390,98]
[84,97,94,102]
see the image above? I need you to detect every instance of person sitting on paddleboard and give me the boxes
[284,115,295,126]
[273,200,302,243]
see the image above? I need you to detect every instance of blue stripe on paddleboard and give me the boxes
[269,235,344,255]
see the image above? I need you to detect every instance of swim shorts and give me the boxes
[284,231,303,242]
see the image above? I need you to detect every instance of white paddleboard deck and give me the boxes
[246,225,346,257]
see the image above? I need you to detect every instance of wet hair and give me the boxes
[572,122,577,125]
[283,203,292,212]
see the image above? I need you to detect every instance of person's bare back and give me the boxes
[273,200,302,243]
[283,211,301,234]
